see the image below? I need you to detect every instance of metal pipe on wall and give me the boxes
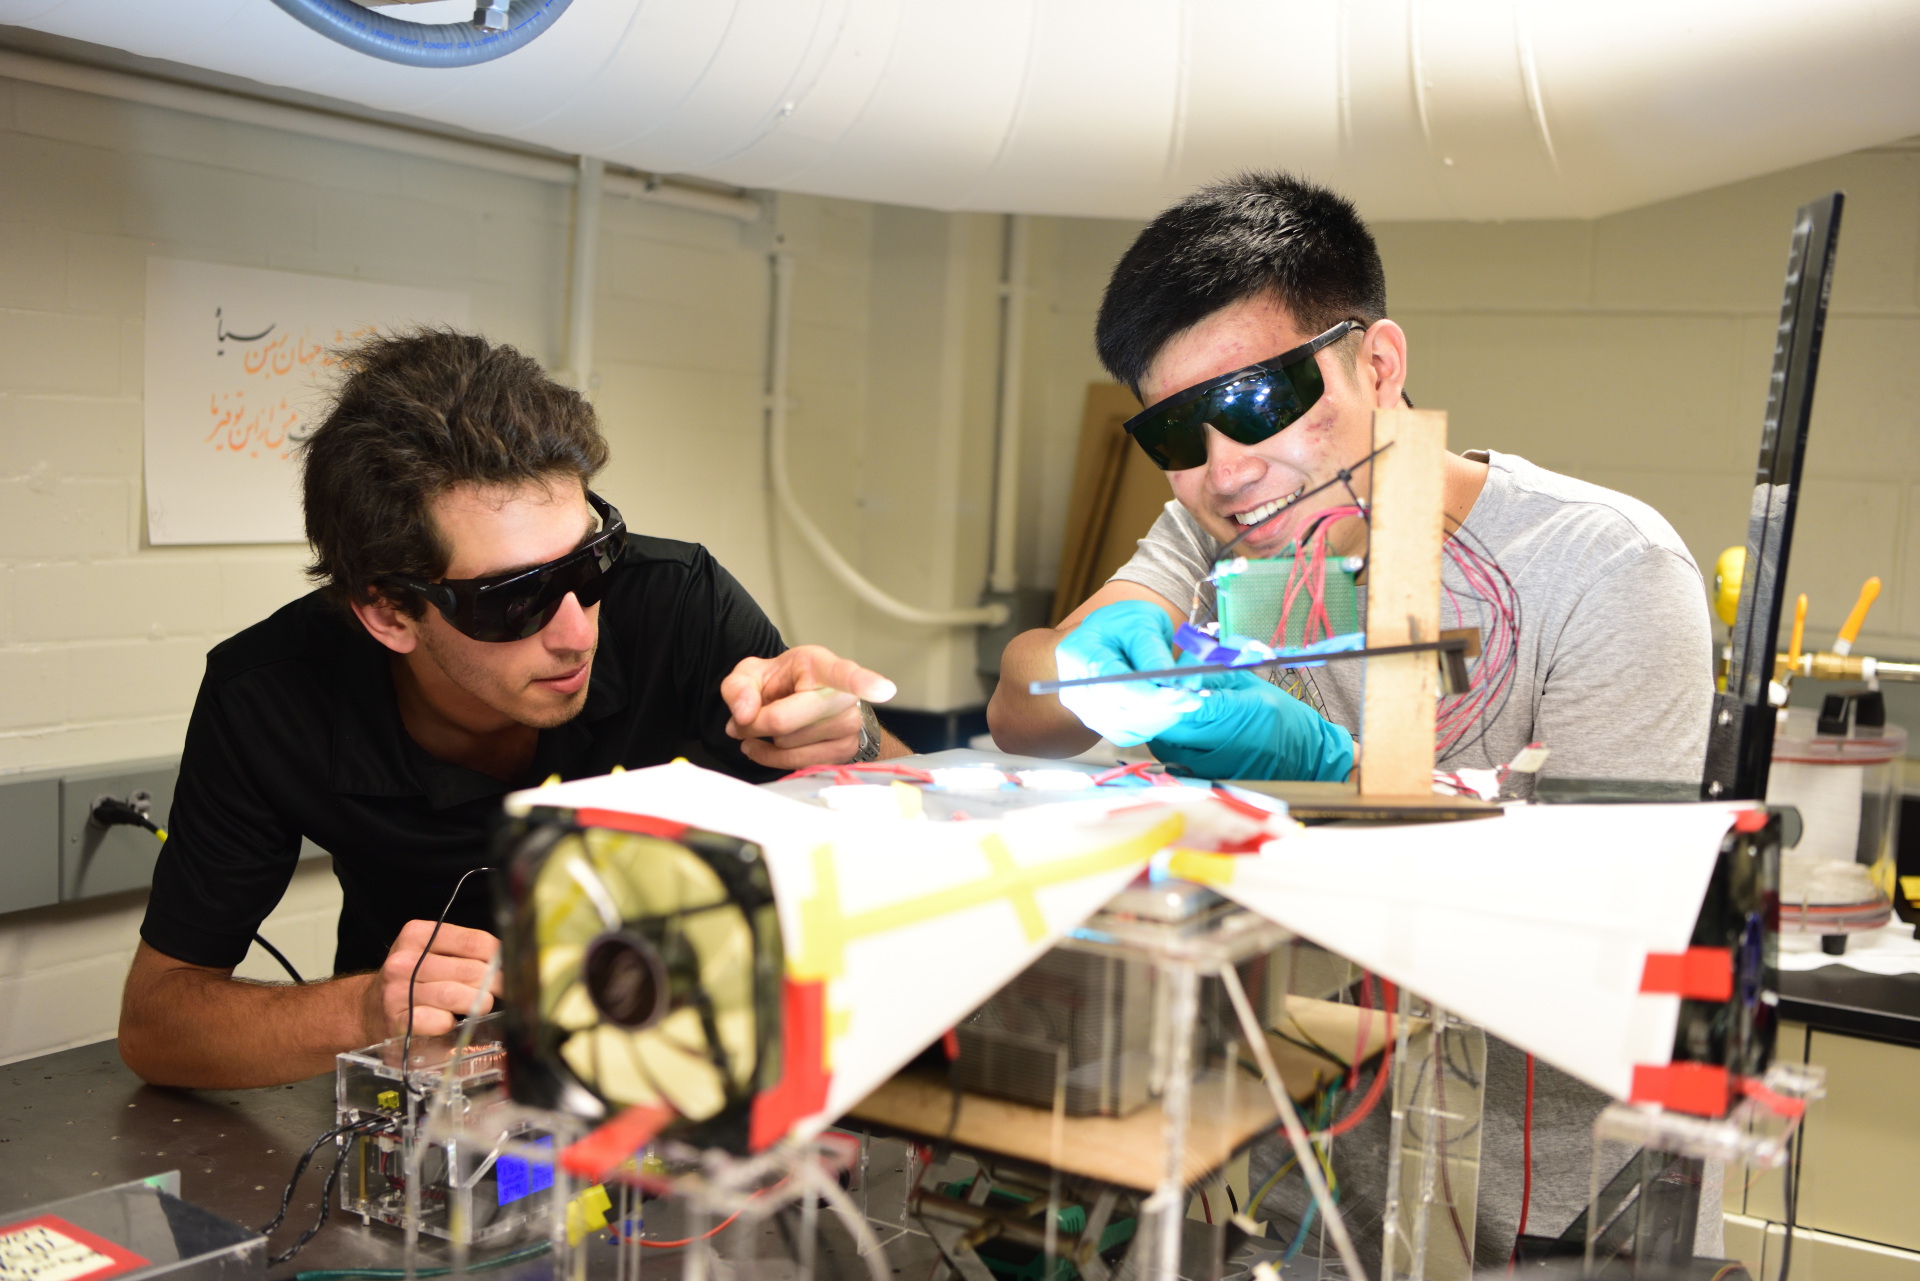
[765,253,1009,629]
[566,156,603,395]
[987,214,1030,597]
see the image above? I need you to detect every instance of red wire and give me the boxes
[1509,1053,1535,1270]
[1200,1189,1213,1225]
[625,1178,786,1249]
[635,1208,744,1249]
[1315,978,1395,1140]
[1091,760,1161,785]
[783,762,935,786]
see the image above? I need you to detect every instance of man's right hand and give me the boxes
[1053,600,1205,746]
[369,920,503,1042]
[987,582,1189,758]
[1147,667,1356,782]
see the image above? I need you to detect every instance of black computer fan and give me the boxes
[493,808,784,1151]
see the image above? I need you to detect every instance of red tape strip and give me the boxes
[1737,1076,1807,1119]
[748,978,832,1151]
[574,810,690,840]
[1639,947,1733,1001]
[560,1104,674,1179]
[1630,1062,1730,1117]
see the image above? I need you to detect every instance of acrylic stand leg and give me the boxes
[1580,1062,1823,1278]
[1149,960,1200,1281]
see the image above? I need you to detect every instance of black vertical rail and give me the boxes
[1702,193,1844,801]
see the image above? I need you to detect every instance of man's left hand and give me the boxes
[722,645,898,769]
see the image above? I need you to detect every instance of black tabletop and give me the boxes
[0,1041,429,1274]
[0,1040,923,1280]
[1777,965,1920,1048]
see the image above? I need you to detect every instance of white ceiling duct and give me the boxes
[4,0,1917,221]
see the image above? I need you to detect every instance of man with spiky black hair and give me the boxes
[991,173,1718,1265]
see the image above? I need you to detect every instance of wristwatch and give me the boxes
[852,702,882,762]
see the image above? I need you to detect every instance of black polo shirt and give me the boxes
[141,536,785,976]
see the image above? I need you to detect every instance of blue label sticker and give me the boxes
[496,1138,555,1206]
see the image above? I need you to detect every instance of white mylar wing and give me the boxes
[505,762,1179,1141]
[1170,803,1750,1100]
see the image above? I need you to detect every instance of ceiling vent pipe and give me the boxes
[264,0,573,69]
[7,1,1917,221]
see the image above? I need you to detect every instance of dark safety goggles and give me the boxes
[1123,320,1360,471]
[392,491,627,642]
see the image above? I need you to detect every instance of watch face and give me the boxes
[854,704,881,761]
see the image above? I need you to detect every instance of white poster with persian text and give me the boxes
[143,259,469,544]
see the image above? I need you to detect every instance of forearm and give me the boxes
[987,627,1100,758]
[119,947,377,1088]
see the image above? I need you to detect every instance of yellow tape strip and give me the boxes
[1165,848,1238,886]
[980,834,1048,943]
[789,813,1182,981]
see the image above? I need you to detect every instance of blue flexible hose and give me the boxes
[267,0,573,68]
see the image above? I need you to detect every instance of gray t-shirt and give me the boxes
[1110,450,1715,785]
[1108,451,1721,1263]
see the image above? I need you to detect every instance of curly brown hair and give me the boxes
[300,329,609,612]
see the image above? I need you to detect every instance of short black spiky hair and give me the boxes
[1095,172,1387,396]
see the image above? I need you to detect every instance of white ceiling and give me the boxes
[4,0,1917,221]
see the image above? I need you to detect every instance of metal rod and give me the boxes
[1150,962,1200,1281]
[1217,965,1371,1281]
[1029,637,1470,694]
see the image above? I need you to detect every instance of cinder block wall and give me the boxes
[0,69,1121,1063]
[1376,142,1920,663]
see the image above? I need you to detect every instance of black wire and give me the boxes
[95,799,309,988]
[252,933,306,985]
[1263,1025,1349,1072]
[268,1128,359,1266]
[260,1118,385,1265]
[1777,1127,1799,1280]
[401,865,493,1097]
[1211,443,1392,562]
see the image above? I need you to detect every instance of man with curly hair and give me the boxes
[121,330,903,1088]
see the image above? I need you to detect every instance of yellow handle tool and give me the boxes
[1833,576,1881,656]
[1787,593,1807,672]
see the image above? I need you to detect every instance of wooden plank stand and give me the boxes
[1359,408,1449,800]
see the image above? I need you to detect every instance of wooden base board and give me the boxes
[846,997,1398,1190]
[1227,779,1501,822]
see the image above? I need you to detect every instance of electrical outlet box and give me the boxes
[0,768,61,914]
[59,758,179,901]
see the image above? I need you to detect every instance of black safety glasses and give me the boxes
[1123,321,1360,471]
[392,491,627,642]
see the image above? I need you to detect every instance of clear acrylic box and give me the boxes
[334,1012,554,1246]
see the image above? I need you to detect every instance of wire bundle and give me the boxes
[1187,465,1522,759]
[1434,523,1522,761]
[1247,973,1398,1265]
[1268,506,1367,652]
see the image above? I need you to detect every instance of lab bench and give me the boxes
[1724,968,1920,1279]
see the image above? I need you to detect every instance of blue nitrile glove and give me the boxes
[1054,601,1202,747]
[1147,668,1355,782]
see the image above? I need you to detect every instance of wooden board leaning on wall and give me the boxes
[1050,382,1166,625]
